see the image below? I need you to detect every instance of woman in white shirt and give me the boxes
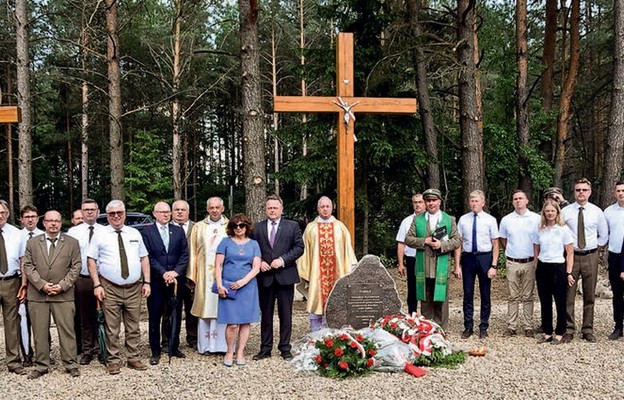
[533,200,574,344]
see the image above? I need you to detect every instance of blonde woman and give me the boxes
[533,200,574,344]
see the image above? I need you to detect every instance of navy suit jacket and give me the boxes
[141,223,189,285]
[252,218,304,287]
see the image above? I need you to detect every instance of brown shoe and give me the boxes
[582,333,597,343]
[10,366,27,375]
[127,360,148,371]
[560,333,573,343]
[27,370,47,380]
[504,328,517,337]
[107,363,121,375]
[524,329,534,338]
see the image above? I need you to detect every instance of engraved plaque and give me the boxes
[346,283,387,329]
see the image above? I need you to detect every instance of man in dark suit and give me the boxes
[252,194,304,361]
[23,210,81,379]
[141,202,189,365]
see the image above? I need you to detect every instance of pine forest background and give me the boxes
[1,0,623,260]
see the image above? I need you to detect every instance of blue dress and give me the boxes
[216,237,261,324]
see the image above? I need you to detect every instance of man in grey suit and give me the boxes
[23,210,81,379]
[251,194,304,361]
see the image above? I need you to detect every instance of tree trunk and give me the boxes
[457,0,484,209]
[516,0,532,194]
[5,70,15,220]
[299,0,308,200]
[542,0,558,112]
[67,111,73,211]
[15,0,32,208]
[407,0,439,189]
[600,0,624,207]
[106,0,124,200]
[80,2,90,200]
[270,16,279,195]
[553,0,580,187]
[172,0,183,200]
[239,0,266,222]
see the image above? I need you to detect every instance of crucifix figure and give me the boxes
[274,33,418,245]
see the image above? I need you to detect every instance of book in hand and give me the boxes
[432,226,449,241]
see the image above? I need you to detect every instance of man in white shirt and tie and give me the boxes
[561,178,608,343]
[396,194,425,314]
[457,190,499,339]
[604,181,624,340]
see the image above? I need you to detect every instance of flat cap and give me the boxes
[423,188,442,200]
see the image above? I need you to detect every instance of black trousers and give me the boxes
[608,252,624,330]
[148,281,183,356]
[462,252,493,331]
[258,281,294,354]
[405,256,417,314]
[536,261,567,336]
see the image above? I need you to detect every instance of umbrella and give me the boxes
[96,300,108,364]
[18,303,29,356]
[167,280,180,364]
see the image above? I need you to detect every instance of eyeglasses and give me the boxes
[575,188,590,192]
[0,211,8,216]
[22,215,37,219]
[233,223,247,229]
[107,211,124,217]
[154,211,171,214]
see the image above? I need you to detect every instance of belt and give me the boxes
[0,273,19,281]
[574,248,598,256]
[101,277,139,289]
[79,274,91,279]
[507,256,534,263]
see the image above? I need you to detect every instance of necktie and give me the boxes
[471,213,478,253]
[48,237,57,260]
[161,225,169,251]
[116,230,129,279]
[578,207,586,249]
[28,232,33,239]
[88,225,94,243]
[269,221,277,247]
[0,229,8,274]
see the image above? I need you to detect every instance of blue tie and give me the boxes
[160,225,169,252]
[471,213,478,253]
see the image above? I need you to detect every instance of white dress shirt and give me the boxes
[561,202,609,250]
[457,210,499,253]
[176,220,190,235]
[499,210,541,258]
[396,214,417,257]
[1,223,26,277]
[534,224,573,263]
[67,222,106,275]
[22,227,44,241]
[604,203,624,254]
[86,225,148,285]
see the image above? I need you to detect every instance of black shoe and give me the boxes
[28,370,47,380]
[79,353,93,365]
[9,366,27,375]
[149,355,160,365]
[173,350,186,359]
[560,333,573,343]
[22,355,33,368]
[461,328,473,339]
[608,329,623,341]
[253,351,271,361]
[68,368,80,378]
[582,332,597,343]
[479,329,488,339]
[280,351,293,360]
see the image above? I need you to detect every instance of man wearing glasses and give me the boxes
[87,200,151,374]
[67,199,106,365]
[561,178,609,343]
[0,200,28,375]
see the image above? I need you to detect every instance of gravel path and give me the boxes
[1,272,622,399]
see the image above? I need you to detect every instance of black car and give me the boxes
[96,212,153,231]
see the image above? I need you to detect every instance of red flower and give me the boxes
[340,334,350,340]
[315,355,322,364]
[368,349,376,356]
[356,335,364,342]
[334,348,344,357]
[338,361,349,370]
[323,363,329,368]
[366,358,374,367]
[350,341,358,348]
[390,323,398,329]
[324,338,334,348]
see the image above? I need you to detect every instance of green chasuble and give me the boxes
[414,212,452,302]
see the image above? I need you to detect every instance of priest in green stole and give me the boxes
[405,189,461,330]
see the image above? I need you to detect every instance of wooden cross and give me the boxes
[274,33,417,245]
[0,106,21,123]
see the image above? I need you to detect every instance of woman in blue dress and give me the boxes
[215,213,261,366]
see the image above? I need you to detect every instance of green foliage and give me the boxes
[124,130,172,213]
[414,348,466,369]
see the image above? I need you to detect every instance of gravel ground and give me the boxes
[1,270,622,400]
